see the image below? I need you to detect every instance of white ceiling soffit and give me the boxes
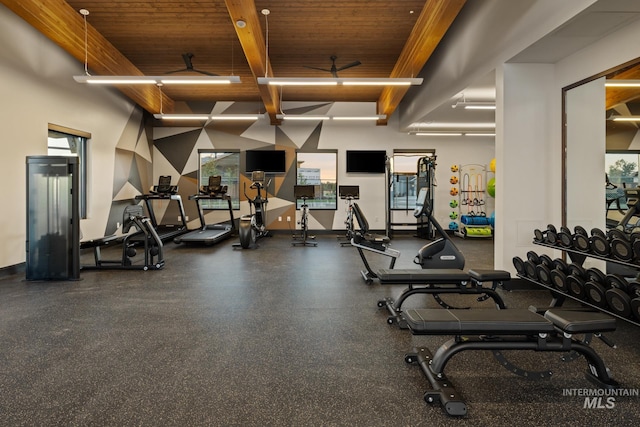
[399,0,601,130]
[509,9,640,63]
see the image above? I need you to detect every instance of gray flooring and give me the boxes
[1,234,639,426]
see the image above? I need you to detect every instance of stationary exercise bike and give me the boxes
[414,187,465,269]
[292,184,317,246]
[338,185,360,246]
[238,171,270,249]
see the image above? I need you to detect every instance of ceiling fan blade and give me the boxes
[190,68,219,76]
[336,60,362,72]
[303,66,332,72]
[165,68,189,74]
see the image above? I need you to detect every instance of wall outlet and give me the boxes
[179,215,189,222]
[116,222,121,229]
[178,216,181,222]
[287,216,291,222]
[278,216,282,222]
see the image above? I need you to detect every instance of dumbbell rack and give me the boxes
[516,236,640,327]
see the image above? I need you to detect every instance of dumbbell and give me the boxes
[605,274,632,318]
[607,228,635,262]
[589,228,610,257]
[572,226,591,252]
[556,226,574,248]
[582,267,608,308]
[533,225,558,245]
[549,258,570,292]
[564,266,601,301]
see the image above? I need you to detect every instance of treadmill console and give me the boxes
[151,175,178,195]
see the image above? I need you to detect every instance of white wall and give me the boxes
[0,5,137,269]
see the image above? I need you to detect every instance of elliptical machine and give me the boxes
[238,171,270,249]
[413,187,465,269]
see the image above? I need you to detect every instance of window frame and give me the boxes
[295,150,338,210]
[47,124,90,219]
[198,149,241,210]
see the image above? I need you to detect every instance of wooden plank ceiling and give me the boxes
[1,0,466,125]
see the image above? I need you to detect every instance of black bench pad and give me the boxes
[404,309,554,335]
[544,309,616,333]
[468,269,511,282]
[80,234,119,249]
[377,269,470,284]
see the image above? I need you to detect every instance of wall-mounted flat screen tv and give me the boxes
[245,150,287,173]
[346,150,387,173]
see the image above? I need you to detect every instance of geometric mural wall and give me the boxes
[105,106,154,236]
[152,101,342,231]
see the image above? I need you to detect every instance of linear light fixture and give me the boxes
[275,114,386,121]
[451,101,496,110]
[604,79,640,87]
[257,77,422,86]
[413,132,463,136]
[611,116,640,122]
[153,114,261,121]
[74,75,241,85]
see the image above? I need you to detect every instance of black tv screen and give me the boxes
[245,150,286,173]
[346,150,387,173]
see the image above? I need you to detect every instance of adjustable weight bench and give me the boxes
[377,268,509,327]
[403,308,618,416]
[349,203,400,284]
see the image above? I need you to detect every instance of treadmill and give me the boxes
[134,175,188,242]
[174,176,236,245]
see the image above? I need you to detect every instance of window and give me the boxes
[48,126,89,218]
[389,150,435,210]
[199,150,240,209]
[606,152,639,211]
[296,152,337,209]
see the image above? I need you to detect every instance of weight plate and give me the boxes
[558,231,573,247]
[628,282,640,298]
[550,269,568,292]
[566,274,586,300]
[539,254,554,268]
[526,251,540,264]
[535,264,552,285]
[512,256,526,276]
[606,274,630,293]
[630,232,640,244]
[552,258,568,273]
[631,298,640,322]
[524,260,538,280]
[584,281,608,308]
[574,225,588,236]
[611,238,633,262]
[572,234,590,252]
[633,239,640,260]
[545,230,558,245]
[589,234,610,256]
[567,263,587,279]
[591,228,606,238]
[607,228,627,241]
[533,229,545,243]
[605,288,632,318]
[585,267,607,285]
[547,224,557,234]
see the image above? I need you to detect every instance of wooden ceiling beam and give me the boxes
[1,0,174,114]
[606,64,640,110]
[377,0,466,125]
[225,0,281,125]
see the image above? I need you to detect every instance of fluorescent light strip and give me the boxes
[413,122,496,129]
[258,77,422,86]
[465,133,496,136]
[74,75,241,85]
[464,105,496,110]
[275,114,386,121]
[414,132,462,136]
[605,79,640,87]
[153,114,261,121]
[612,116,640,122]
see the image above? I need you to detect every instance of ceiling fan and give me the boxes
[303,55,362,78]
[165,53,217,76]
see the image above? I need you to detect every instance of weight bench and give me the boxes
[377,268,509,327]
[349,203,400,284]
[403,308,618,416]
